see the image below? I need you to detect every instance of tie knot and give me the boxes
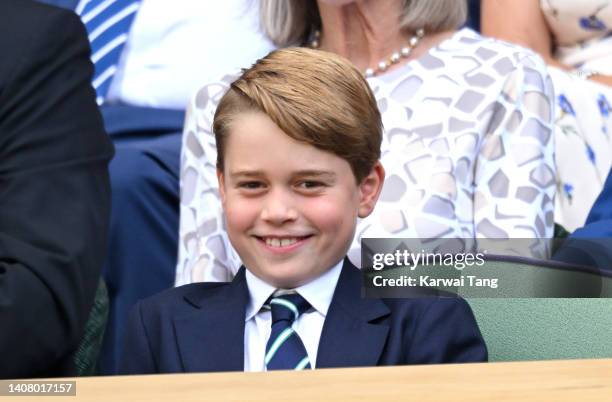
[268,293,311,324]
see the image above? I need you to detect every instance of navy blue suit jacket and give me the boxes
[121,259,487,374]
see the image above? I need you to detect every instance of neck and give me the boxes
[315,0,456,75]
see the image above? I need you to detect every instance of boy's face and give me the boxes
[218,111,383,288]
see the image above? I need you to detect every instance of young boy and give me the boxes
[121,48,487,374]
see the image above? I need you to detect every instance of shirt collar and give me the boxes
[244,258,344,321]
[245,270,276,322]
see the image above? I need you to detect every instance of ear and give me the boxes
[357,162,385,218]
[217,168,227,205]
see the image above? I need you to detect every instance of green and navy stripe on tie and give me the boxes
[265,294,312,371]
[78,0,141,104]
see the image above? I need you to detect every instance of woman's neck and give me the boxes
[316,0,456,75]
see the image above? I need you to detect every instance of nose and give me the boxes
[260,188,298,225]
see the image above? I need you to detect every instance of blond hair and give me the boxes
[259,0,467,47]
[213,47,382,183]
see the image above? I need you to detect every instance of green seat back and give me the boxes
[469,298,612,361]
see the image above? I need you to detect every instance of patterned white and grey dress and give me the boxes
[176,28,556,285]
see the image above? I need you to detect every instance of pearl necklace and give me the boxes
[309,28,425,78]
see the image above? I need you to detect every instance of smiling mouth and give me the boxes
[255,236,313,249]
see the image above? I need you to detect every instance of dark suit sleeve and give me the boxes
[0,4,113,378]
[120,302,159,375]
[407,298,488,363]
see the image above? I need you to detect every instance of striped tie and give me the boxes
[265,294,312,371]
[78,0,141,105]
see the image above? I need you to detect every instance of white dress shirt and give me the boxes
[243,259,344,372]
[103,0,275,109]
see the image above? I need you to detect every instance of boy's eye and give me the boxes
[297,181,325,189]
[238,181,264,190]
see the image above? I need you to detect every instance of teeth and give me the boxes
[280,238,295,247]
[264,238,299,247]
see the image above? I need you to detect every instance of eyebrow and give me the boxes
[228,171,265,179]
[229,170,337,180]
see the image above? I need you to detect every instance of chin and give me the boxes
[266,272,309,289]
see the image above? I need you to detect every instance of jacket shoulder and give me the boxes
[379,294,478,334]
[137,282,232,317]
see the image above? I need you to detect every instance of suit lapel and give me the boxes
[173,268,249,372]
[317,259,391,368]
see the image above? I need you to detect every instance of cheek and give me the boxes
[304,195,358,231]
[224,198,258,232]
